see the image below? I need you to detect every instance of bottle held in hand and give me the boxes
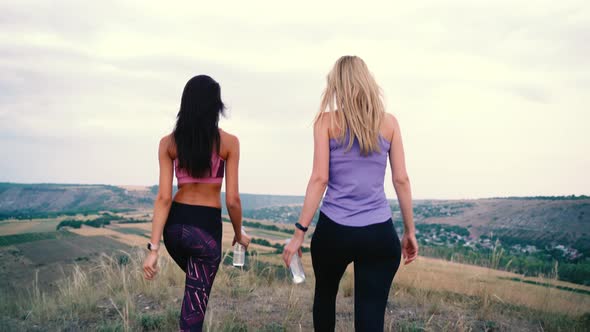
[285,239,306,283]
[233,228,247,267]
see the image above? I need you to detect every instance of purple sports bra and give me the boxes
[174,154,225,185]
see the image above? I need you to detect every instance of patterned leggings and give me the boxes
[163,202,222,332]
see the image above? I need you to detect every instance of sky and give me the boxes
[0,0,588,199]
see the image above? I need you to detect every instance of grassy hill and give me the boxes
[0,186,589,330]
[2,182,587,244]
[411,197,589,247]
[1,183,588,284]
[1,220,589,331]
[0,183,155,219]
[221,192,304,214]
[0,183,307,219]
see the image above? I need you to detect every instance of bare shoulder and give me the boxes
[384,112,400,127]
[381,113,399,141]
[159,134,174,153]
[319,112,334,125]
[155,134,176,160]
[315,111,334,136]
[160,133,173,144]
[220,129,239,145]
[219,129,239,158]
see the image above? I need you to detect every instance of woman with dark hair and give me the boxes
[143,75,250,332]
[283,56,418,331]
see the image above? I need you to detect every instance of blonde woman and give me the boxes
[283,56,418,331]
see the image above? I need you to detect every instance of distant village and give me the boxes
[244,205,584,262]
[409,218,583,261]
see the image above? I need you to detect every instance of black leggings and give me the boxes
[163,202,222,332]
[311,212,402,332]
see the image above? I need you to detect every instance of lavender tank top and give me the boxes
[320,132,392,227]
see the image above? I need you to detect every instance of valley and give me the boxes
[0,183,589,330]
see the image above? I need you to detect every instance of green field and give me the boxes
[0,231,75,247]
[22,220,62,233]
[16,235,131,265]
[0,233,132,296]
[0,220,62,236]
[498,276,590,296]
[246,228,291,241]
[113,227,150,238]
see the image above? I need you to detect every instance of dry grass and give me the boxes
[108,222,590,317]
[2,222,589,331]
[0,215,103,233]
[0,247,588,331]
[111,223,152,231]
[394,246,590,316]
[0,219,65,235]
[0,221,45,235]
[70,225,148,247]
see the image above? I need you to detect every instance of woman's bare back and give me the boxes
[167,129,237,208]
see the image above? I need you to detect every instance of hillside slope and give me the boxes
[1,183,588,250]
[0,183,154,218]
[0,183,307,218]
[412,198,590,251]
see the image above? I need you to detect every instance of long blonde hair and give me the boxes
[315,55,385,155]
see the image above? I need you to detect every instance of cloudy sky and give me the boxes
[0,0,588,199]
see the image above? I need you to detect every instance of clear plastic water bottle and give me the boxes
[233,228,247,267]
[285,239,306,283]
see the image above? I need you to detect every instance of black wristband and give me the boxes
[295,222,308,232]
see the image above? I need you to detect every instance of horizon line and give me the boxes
[1,181,588,201]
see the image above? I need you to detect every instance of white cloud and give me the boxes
[0,0,588,198]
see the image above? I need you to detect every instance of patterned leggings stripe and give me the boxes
[163,202,222,332]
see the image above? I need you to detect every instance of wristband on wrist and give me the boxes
[147,242,159,251]
[295,222,308,232]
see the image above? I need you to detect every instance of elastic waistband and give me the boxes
[166,201,222,228]
[318,211,392,229]
[171,201,221,212]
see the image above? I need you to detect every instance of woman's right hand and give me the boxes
[143,251,159,280]
[232,232,251,249]
[401,232,418,265]
[282,231,304,267]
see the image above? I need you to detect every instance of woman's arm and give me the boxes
[388,114,418,264]
[144,135,174,279]
[283,117,330,266]
[224,134,249,247]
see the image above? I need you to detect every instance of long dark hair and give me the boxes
[173,75,225,177]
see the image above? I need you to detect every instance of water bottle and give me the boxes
[233,228,247,267]
[285,239,306,283]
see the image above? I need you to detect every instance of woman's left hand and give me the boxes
[232,232,251,249]
[282,231,304,267]
[401,232,418,265]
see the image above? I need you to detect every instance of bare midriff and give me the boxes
[173,183,223,209]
